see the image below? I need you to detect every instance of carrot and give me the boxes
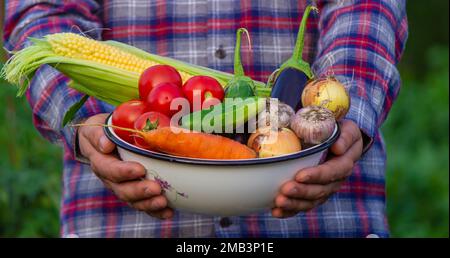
[140,127,256,160]
[74,124,256,160]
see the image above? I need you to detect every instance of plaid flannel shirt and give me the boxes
[4,0,408,238]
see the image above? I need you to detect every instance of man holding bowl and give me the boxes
[3,0,407,237]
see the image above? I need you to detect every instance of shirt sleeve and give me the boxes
[3,0,113,154]
[313,0,408,151]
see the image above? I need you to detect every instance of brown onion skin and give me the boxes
[290,106,335,145]
[301,77,350,120]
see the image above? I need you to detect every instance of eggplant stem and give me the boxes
[243,29,252,52]
[292,5,318,62]
[266,68,280,88]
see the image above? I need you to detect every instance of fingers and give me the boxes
[344,136,363,163]
[89,152,146,183]
[78,114,115,156]
[76,113,173,220]
[270,120,364,219]
[296,133,363,184]
[295,156,354,184]
[106,177,173,220]
[146,208,175,219]
[272,208,297,218]
[271,181,343,218]
[78,122,146,183]
[102,167,173,220]
[271,196,325,218]
[131,196,174,219]
[280,180,343,200]
[98,134,116,154]
[274,194,316,210]
[106,179,162,203]
[330,120,362,156]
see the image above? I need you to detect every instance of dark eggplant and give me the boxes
[269,68,309,111]
[224,28,255,99]
[269,5,318,111]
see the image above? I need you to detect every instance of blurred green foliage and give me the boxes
[380,0,449,237]
[0,74,62,237]
[0,1,448,237]
[382,45,449,237]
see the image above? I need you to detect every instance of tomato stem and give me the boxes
[143,118,159,131]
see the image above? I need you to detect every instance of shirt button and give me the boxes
[219,217,232,228]
[215,45,226,59]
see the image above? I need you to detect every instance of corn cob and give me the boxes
[1,32,271,107]
[46,33,193,82]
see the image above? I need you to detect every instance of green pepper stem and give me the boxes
[292,5,318,62]
[234,28,251,76]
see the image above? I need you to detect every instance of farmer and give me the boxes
[3,0,407,237]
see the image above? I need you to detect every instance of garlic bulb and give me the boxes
[290,106,335,145]
[257,98,295,129]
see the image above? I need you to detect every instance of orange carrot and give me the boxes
[140,127,256,160]
[74,124,256,160]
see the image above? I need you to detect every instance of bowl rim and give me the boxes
[104,113,340,166]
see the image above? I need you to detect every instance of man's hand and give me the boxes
[77,113,173,219]
[272,120,364,218]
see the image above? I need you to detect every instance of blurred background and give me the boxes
[0,1,448,237]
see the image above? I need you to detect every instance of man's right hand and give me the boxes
[77,113,174,219]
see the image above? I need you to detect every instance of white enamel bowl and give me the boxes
[104,115,340,216]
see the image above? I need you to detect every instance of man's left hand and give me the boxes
[272,120,364,218]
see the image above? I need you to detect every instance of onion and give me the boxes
[247,127,301,158]
[301,77,350,120]
[290,106,335,145]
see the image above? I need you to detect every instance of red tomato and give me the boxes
[202,97,222,110]
[133,111,170,149]
[146,82,186,117]
[182,76,224,112]
[138,65,182,99]
[112,100,150,143]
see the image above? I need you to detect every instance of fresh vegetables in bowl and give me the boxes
[101,59,346,161]
[103,114,340,216]
[95,35,347,215]
[2,4,353,216]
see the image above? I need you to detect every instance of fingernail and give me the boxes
[298,174,310,183]
[99,136,108,152]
